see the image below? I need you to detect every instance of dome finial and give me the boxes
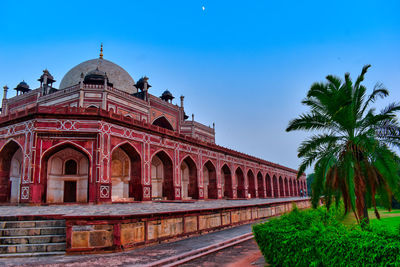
[99,43,104,59]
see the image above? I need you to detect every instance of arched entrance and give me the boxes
[203,161,217,199]
[45,146,89,203]
[111,143,141,201]
[289,179,293,197]
[266,174,272,197]
[111,147,130,201]
[152,116,174,131]
[221,164,232,198]
[0,141,23,203]
[247,170,256,198]
[257,172,265,198]
[236,167,245,198]
[151,151,174,200]
[279,176,284,197]
[272,175,278,197]
[181,156,198,199]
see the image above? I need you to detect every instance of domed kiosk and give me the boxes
[59,56,136,94]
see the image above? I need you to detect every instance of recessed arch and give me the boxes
[265,173,272,197]
[87,105,99,109]
[221,164,233,198]
[0,140,23,203]
[289,179,293,197]
[235,167,245,198]
[181,156,199,199]
[152,116,174,131]
[247,169,256,198]
[111,142,142,201]
[279,176,284,197]
[41,141,93,163]
[272,175,278,197]
[43,144,90,203]
[203,160,217,199]
[257,171,265,198]
[151,150,174,200]
[64,159,78,175]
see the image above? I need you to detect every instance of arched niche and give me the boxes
[0,141,23,203]
[46,147,89,203]
[152,116,174,131]
[221,164,232,198]
[111,147,131,201]
[236,167,245,198]
[257,172,265,198]
[203,161,217,199]
[151,150,174,200]
[266,174,272,197]
[247,170,256,198]
[279,176,284,197]
[180,156,198,199]
[111,143,141,201]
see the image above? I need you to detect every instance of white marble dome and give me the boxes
[59,58,137,94]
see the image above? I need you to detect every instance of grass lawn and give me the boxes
[341,208,400,232]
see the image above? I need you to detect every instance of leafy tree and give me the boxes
[286,65,400,224]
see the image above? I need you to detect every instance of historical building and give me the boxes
[0,46,307,204]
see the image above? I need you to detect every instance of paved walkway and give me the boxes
[0,197,305,217]
[0,221,262,266]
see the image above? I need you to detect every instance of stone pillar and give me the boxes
[216,160,222,199]
[2,85,8,116]
[197,165,204,200]
[276,175,280,198]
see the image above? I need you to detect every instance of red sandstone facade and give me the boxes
[0,52,307,204]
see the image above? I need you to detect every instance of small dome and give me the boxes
[14,80,30,93]
[59,58,137,93]
[135,76,151,91]
[39,69,55,82]
[84,67,112,86]
[160,90,174,101]
[16,81,29,90]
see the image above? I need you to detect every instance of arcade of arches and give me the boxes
[0,140,307,204]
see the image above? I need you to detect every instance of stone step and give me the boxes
[0,234,65,245]
[0,220,65,229]
[0,227,66,237]
[0,251,65,258]
[0,242,66,254]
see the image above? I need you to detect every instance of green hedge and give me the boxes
[253,205,400,266]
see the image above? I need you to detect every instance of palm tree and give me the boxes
[286,65,400,224]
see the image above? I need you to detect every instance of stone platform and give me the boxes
[0,198,310,255]
[0,197,304,217]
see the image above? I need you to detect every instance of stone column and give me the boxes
[2,85,8,116]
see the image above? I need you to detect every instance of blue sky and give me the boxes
[0,0,399,172]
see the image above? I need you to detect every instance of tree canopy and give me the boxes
[287,65,400,224]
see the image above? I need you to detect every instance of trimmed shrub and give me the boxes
[253,206,400,266]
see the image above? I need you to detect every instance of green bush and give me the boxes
[253,206,400,266]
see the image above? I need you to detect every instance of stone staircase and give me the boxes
[0,219,66,257]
